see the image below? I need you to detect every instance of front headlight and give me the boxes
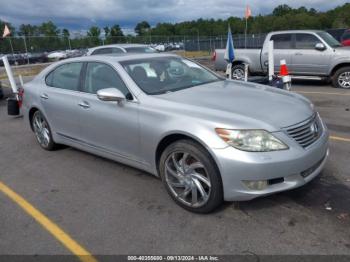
[215,129,288,152]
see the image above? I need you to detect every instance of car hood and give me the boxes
[157,80,314,129]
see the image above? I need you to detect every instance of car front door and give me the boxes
[41,62,83,140]
[291,33,332,75]
[77,62,141,162]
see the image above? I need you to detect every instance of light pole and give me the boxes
[197,29,200,51]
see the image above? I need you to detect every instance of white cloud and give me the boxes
[0,0,347,28]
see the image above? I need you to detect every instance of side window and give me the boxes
[83,62,132,99]
[112,48,124,54]
[270,34,293,49]
[45,63,83,91]
[296,34,321,49]
[91,48,112,55]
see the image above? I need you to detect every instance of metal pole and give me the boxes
[2,56,18,94]
[183,36,186,51]
[245,18,247,49]
[268,40,274,82]
[8,37,16,64]
[197,30,200,51]
[23,36,29,64]
[68,37,72,50]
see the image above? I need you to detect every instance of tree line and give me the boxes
[0,4,349,53]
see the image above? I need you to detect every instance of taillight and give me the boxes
[211,51,216,61]
[18,87,24,108]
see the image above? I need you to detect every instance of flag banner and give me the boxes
[2,24,11,38]
[224,25,235,63]
[245,5,252,19]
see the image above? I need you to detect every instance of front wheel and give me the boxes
[332,67,350,89]
[159,139,223,213]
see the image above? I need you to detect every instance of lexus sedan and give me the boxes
[22,53,329,213]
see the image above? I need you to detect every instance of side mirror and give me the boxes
[315,43,326,51]
[97,88,125,102]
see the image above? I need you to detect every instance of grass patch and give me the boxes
[175,50,212,58]
[0,64,48,80]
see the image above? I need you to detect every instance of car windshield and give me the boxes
[120,56,223,95]
[124,47,158,53]
[317,32,342,48]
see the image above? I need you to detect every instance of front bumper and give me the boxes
[212,127,329,201]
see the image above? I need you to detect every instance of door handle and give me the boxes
[295,52,302,56]
[40,93,49,100]
[78,101,90,109]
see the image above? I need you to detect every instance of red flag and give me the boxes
[2,24,11,38]
[245,5,252,19]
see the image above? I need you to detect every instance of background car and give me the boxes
[341,29,350,46]
[47,51,68,61]
[86,44,157,56]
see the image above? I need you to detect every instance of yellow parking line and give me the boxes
[297,91,350,96]
[330,136,350,142]
[0,181,98,262]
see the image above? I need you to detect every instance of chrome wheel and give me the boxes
[33,111,51,148]
[232,68,245,80]
[165,152,211,208]
[338,71,350,88]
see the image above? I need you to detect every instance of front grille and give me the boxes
[285,114,322,148]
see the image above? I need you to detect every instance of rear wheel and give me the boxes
[32,110,57,151]
[332,67,350,89]
[231,64,246,80]
[159,139,223,213]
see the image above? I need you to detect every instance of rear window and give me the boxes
[45,62,83,91]
[270,34,293,49]
[91,47,124,55]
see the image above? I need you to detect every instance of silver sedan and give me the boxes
[22,53,329,213]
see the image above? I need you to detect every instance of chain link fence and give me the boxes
[0,33,267,53]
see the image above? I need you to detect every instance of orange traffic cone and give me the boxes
[279,59,289,76]
[279,59,292,91]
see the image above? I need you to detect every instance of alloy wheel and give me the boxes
[164,152,211,208]
[33,112,51,148]
[232,68,245,80]
[338,71,350,89]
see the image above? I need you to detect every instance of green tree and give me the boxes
[110,24,124,37]
[39,21,60,36]
[272,5,293,16]
[62,28,70,37]
[104,26,110,38]
[87,26,101,37]
[87,26,101,46]
[135,21,151,35]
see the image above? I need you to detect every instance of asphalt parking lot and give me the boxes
[0,63,350,259]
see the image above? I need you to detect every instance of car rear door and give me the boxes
[76,62,141,162]
[41,62,83,140]
[291,33,332,75]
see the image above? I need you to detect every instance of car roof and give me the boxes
[89,43,149,50]
[270,30,324,34]
[56,53,179,64]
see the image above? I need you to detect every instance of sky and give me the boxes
[0,0,348,35]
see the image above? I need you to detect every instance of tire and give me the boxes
[332,66,350,89]
[31,110,57,151]
[231,64,246,80]
[159,139,223,213]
